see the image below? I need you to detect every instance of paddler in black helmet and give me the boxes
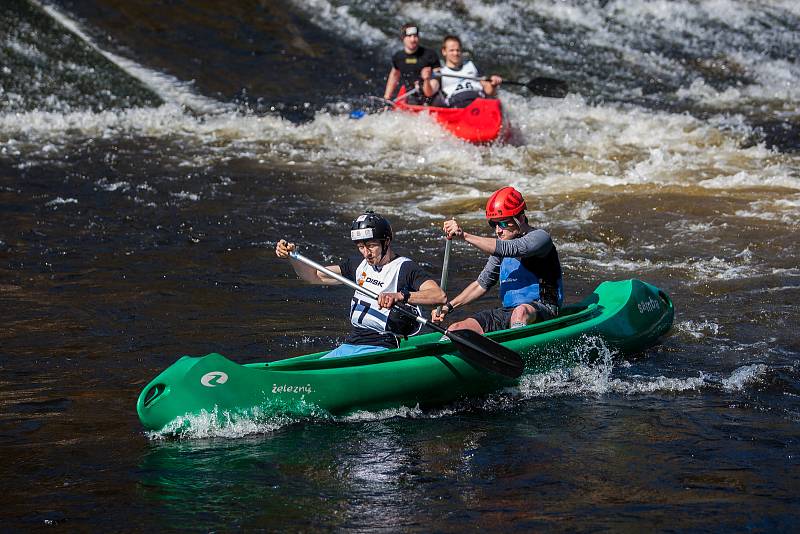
[383,23,441,105]
[276,211,446,358]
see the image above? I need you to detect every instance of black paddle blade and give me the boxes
[526,77,569,98]
[446,328,525,379]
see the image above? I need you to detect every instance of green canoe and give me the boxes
[137,279,674,432]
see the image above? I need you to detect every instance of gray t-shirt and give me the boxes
[477,229,555,290]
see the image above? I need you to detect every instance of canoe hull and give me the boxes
[394,94,507,144]
[137,279,673,431]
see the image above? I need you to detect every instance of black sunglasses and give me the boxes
[488,219,514,229]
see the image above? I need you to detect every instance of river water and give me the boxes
[1,0,798,530]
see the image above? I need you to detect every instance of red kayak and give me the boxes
[393,88,508,144]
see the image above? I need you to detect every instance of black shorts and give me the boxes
[472,302,559,333]
[447,90,484,108]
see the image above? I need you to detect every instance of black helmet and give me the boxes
[350,211,392,242]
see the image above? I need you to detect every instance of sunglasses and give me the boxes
[488,219,514,229]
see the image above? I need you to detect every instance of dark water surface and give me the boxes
[2,0,799,530]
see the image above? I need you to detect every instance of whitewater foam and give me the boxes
[45,197,78,206]
[677,319,722,339]
[721,363,769,391]
[736,195,800,225]
[1,0,798,227]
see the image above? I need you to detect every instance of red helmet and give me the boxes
[485,187,526,219]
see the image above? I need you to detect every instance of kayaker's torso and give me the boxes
[391,46,440,90]
[440,60,481,98]
[338,255,428,348]
[477,229,564,308]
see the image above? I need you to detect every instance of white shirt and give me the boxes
[439,60,481,98]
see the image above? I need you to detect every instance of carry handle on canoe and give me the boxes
[433,72,568,98]
[289,251,524,378]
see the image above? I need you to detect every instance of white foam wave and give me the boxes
[681,253,762,281]
[341,404,426,422]
[558,240,611,256]
[699,169,800,190]
[518,361,708,397]
[146,401,465,440]
[170,191,200,202]
[735,195,800,225]
[4,3,800,211]
[607,2,799,101]
[96,179,129,192]
[289,0,390,48]
[578,247,773,283]
[511,333,775,398]
[519,358,771,398]
[6,36,48,63]
[574,256,654,272]
[720,363,769,391]
[148,410,277,440]
[45,197,78,206]
[678,74,800,108]
[3,89,798,206]
[765,285,800,293]
[146,403,329,440]
[566,242,777,282]
[665,219,727,238]
[676,319,721,339]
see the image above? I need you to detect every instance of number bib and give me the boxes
[440,60,481,98]
[349,257,421,335]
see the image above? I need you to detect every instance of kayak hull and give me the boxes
[394,92,507,144]
[137,279,673,432]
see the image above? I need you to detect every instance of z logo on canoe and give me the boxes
[201,371,229,387]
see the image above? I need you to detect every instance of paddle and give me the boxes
[435,72,569,98]
[349,87,420,119]
[435,237,452,316]
[289,250,524,378]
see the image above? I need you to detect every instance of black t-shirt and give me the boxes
[338,255,431,348]
[391,46,441,90]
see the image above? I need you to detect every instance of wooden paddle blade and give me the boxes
[526,77,569,98]
[446,328,525,378]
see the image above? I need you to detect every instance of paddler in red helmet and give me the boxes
[432,186,563,334]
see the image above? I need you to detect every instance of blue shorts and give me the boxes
[321,343,388,359]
